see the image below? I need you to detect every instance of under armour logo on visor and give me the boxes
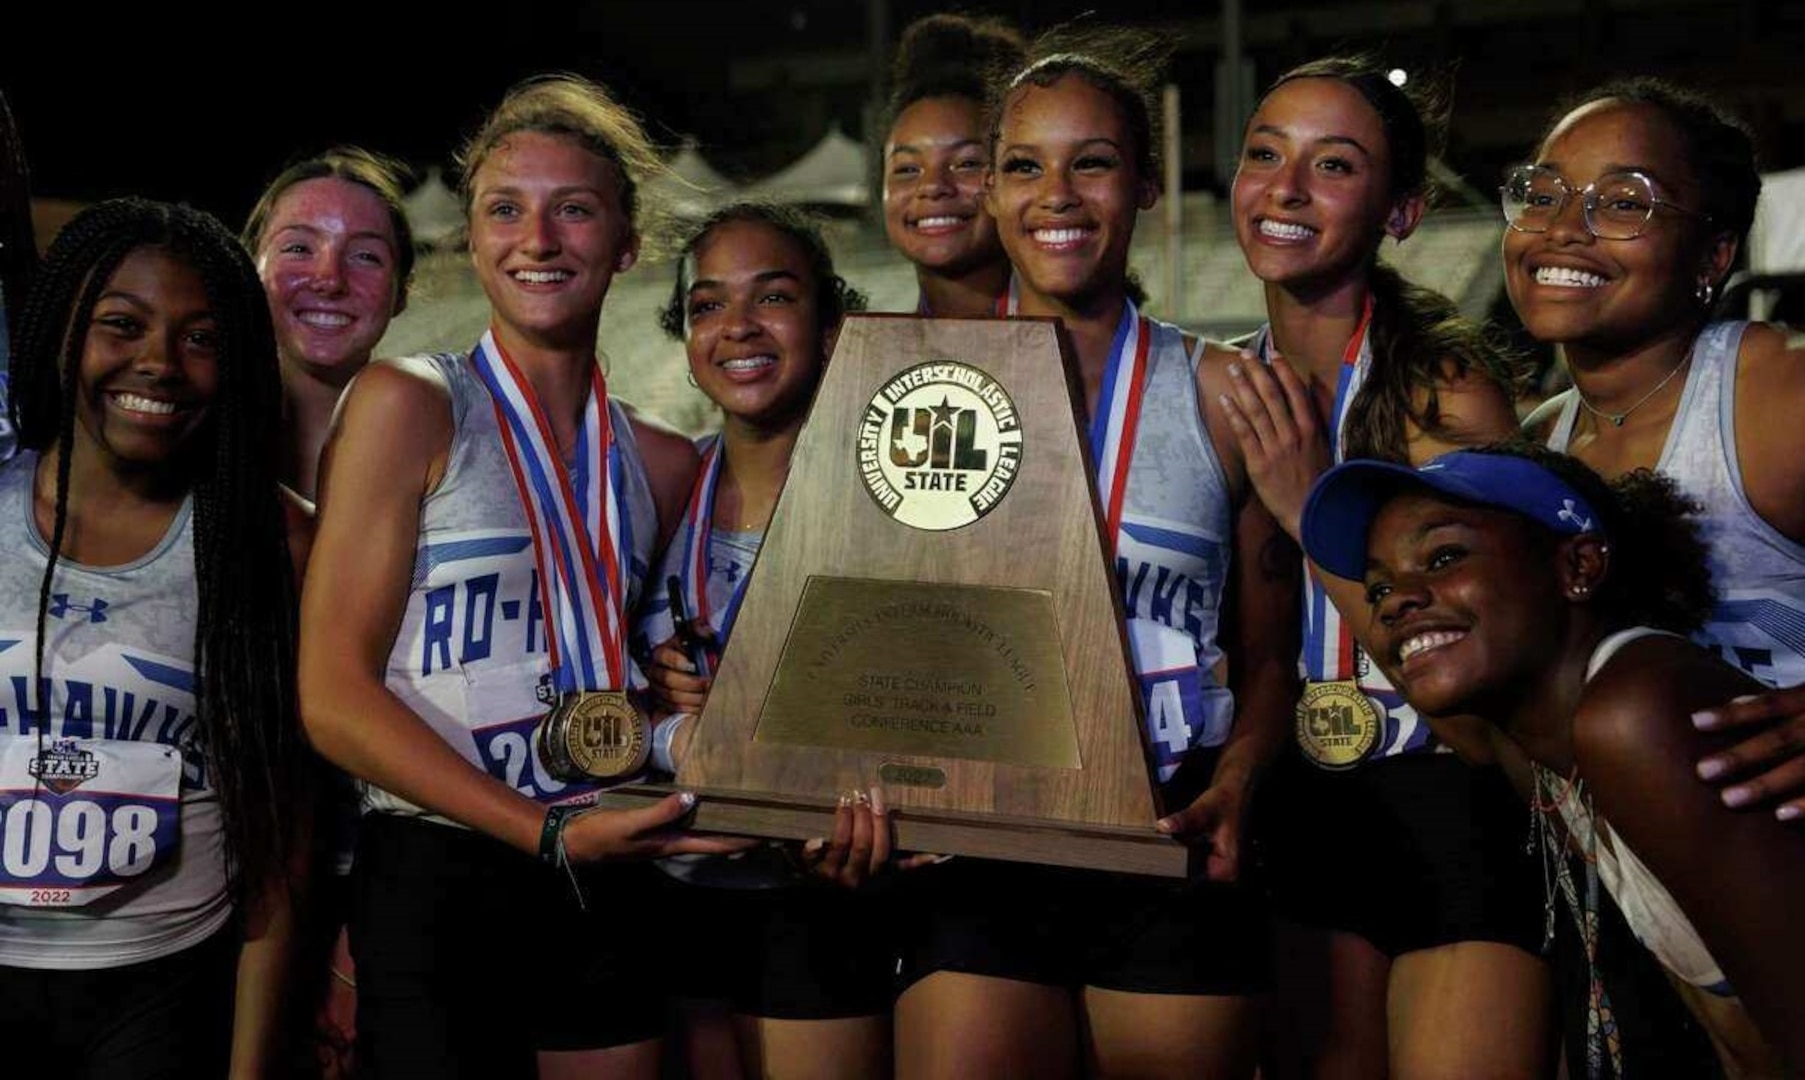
[1558,499,1593,532]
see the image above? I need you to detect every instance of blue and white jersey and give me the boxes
[0,452,228,970]
[371,352,660,820]
[1548,321,1805,689]
[1114,318,1236,781]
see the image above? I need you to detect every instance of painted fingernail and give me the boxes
[1228,362,1243,377]
[803,838,825,854]
[678,791,697,809]
[929,854,955,865]
[869,786,887,815]
[1722,785,1753,808]
[1696,757,1728,780]
[838,792,852,808]
[1691,710,1720,729]
[1778,805,1802,821]
[1732,694,1759,704]
[1155,817,1175,833]
[1218,394,1232,409]
[854,789,872,807]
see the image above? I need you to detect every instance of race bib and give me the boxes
[464,662,598,806]
[0,736,182,907]
[1127,619,1229,782]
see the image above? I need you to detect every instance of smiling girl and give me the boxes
[298,76,746,1079]
[889,32,1300,1080]
[1300,443,1805,1076]
[882,14,1025,318]
[0,198,311,1077]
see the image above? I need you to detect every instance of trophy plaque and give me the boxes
[598,315,1187,877]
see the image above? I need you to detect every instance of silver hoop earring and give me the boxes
[686,371,700,389]
[1696,279,1717,307]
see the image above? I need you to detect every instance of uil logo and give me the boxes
[28,739,101,795]
[857,360,1024,531]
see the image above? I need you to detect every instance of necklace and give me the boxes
[1574,350,1691,428]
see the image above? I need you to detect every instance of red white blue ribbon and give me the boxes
[1299,295,1374,685]
[1088,300,1153,557]
[471,329,629,695]
[674,439,750,677]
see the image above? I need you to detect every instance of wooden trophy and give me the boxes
[599,315,1187,877]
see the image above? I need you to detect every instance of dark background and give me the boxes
[4,0,1801,227]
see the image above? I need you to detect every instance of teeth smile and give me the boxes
[720,355,776,372]
[1033,227,1090,246]
[1399,630,1465,663]
[1535,266,1607,288]
[915,216,965,229]
[112,393,178,416]
[512,269,572,284]
[1258,219,1317,240]
[297,311,351,328]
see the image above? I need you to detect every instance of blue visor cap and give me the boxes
[1301,450,1605,581]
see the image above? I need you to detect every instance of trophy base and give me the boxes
[593,783,1193,878]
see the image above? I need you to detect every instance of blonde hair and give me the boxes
[457,73,666,234]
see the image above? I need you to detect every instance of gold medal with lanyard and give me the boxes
[471,329,649,784]
[1260,298,1384,769]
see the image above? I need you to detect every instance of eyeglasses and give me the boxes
[1500,165,1711,241]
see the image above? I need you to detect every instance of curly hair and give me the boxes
[888,13,1026,122]
[658,201,866,342]
[10,197,305,899]
[1471,440,1715,635]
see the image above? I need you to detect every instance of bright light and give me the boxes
[1387,68,1408,87]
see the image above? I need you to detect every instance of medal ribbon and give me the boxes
[676,440,751,674]
[1288,295,1374,683]
[915,272,1020,317]
[1088,299,1152,558]
[471,330,629,695]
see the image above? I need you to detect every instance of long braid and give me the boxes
[12,198,304,900]
[0,89,35,340]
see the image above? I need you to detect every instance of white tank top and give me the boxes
[1547,322,1805,689]
[1547,627,1729,993]
[0,452,231,970]
[370,352,660,821]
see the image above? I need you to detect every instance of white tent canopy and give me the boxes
[1751,166,1805,275]
[403,167,463,250]
[744,128,869,208]
[647,140,736,217]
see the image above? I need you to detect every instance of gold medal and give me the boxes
[535,690,650,782]
[1295,680,1380,770]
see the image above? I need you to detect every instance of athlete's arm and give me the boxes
[626,410,702,550]
[1580,638,1805,1069]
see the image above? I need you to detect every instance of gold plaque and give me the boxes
[856,360,1023,531]
[1295,680,1380,770]
[535,690,650,781]
[753,576,1081,768]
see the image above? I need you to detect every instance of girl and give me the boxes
[298,75,745,1079]
[1511,80,1805,819]
[639,202,885,1080]
[244,147,415,501]
[1300,443,1805,1076]
[0,198,310,1076]
[882,13,1024,317]
[890,33,1300,1080]
[1215,58,1550,1077]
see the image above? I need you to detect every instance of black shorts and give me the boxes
[894,749,1271,997]
[0,925,236,1078]
[654,864,896,1020]
[1255,749,1543,959]
[349,813,666,1078]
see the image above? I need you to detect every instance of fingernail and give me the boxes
[1779,805,1802,821]
[1696,757,1727,780]
[1218,394,1232,408]
[1228,362,1243,377]
[803,838,825,854]
[1155,817,1175,833]
[1691,710,1720,729]
[1722,785,1753,808]
[838,793,852,808]
[869,786,887,815]
[1732,694,1759,704]
[929,854,955,865]
[678,791,697,809]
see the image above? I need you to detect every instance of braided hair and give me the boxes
[0,89,35,343]
[1259,57,1528,462]
[9,197,304,899]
